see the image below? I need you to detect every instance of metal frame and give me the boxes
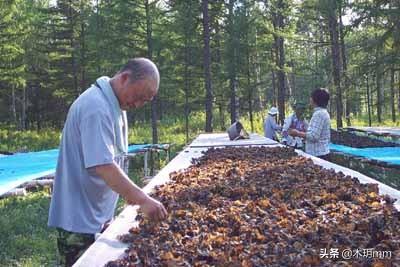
[126,144,171,177]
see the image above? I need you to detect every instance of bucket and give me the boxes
[227,121,249,141]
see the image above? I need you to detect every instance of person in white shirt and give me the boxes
[264,107,282,141]
[282,102,308,149]
[289,88,331,159]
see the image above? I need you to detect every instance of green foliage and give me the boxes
[0,128,61,152]
[1,0,399,131]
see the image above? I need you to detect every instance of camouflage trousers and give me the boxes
[57,228,95,267]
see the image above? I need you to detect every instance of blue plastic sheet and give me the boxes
[0,149,58,196]
[0,144,158,195]
[128,144,151,153]
[330,143,400,165]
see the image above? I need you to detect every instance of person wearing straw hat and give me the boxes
[282,101,308,149]
[264,107,282,141]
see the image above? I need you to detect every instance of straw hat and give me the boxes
[268,107,279,115]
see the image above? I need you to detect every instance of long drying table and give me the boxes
[346,126,400,139]
[189,133,278,147]
[73,133,400,267]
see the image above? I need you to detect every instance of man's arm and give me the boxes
[271,117,282,131]
[289,129,306,139]
[93,162,167,221]
[282,116,292,137]
[263,118,268,137]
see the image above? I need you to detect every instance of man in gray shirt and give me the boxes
[48,58,167,266]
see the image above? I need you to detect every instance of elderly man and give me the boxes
[281,102,308,149]
[48,58,167,266]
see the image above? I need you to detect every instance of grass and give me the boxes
[0,111,399,266]
[331,113,400,129]
[0,127,61,152]
[0,190,57,267]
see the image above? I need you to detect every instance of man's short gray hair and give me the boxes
[119,58,160,89]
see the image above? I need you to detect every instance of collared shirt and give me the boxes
[264,115,282,140]
[282,113,308,148]
[305,107,331,156]
[48,82,127,234]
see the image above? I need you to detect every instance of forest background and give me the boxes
[1,0,399,152]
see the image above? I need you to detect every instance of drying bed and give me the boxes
[331,130,400,148]
[106,146,400,266]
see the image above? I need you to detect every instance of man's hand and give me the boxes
[93,163,168,221]
[138,195,168,222]
[289,128,306,139]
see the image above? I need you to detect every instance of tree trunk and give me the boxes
[218,103,225,130]
[327,4,343,128]
[245,19,254,132]
[67,2,79,96]
[247,52,254,132]
[80,11,86,93]
[248,88,254,132]
[230,79,239,124]
[287,61,295,99]
[271,70,277,106]
[339,7,350,126]
[95,0,101,73]
[254,29,262,111]
[398,71,400,114]
[366,75,372,126]
[228,0,238,124]
[274,0,286,124]
[185,81,190,143]
[376,65,382,123]
[314,28,319,86]
[32,85,41,131]
[145,0,158,144]
[390,67,396,122]
[184,33,191,143]
[11,86,17,125]
[214,13,224,129]
[202,0,213,132]
[21,87,26,130]
[183,1,192,144]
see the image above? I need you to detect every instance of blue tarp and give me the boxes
[330,143,400,165]
[0,144,157,196]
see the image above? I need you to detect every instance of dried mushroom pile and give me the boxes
[331,129,399,148]
[107,146,400,267]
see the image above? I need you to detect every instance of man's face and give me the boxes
[295,108,305,118]
[119,79,158,110]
